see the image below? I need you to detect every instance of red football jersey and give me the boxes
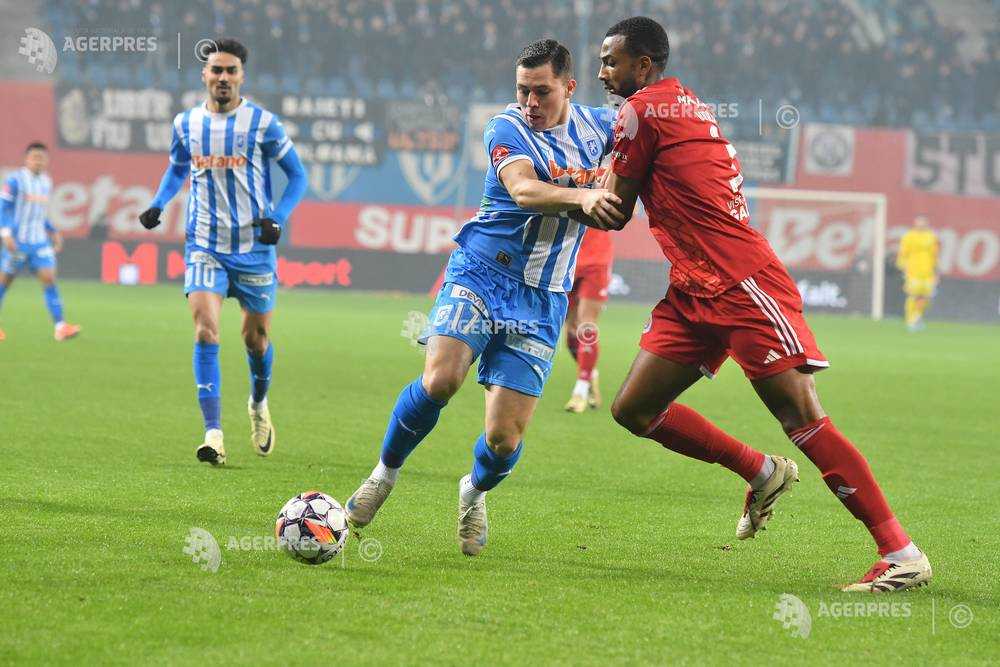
[576,227,614,268]
[610,77,777,297]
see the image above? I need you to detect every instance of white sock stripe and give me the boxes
[740,280,793,355]
[791,423,826,446]
[746,277,804,353]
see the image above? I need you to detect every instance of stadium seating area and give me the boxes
[44,0,999,130]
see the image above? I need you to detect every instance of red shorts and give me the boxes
[569,263,611,306]
[640,260,828,380]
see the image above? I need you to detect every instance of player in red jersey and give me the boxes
[564,228,613,413]
[576,17,930,592]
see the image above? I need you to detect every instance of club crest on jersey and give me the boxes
[235,132,247,150]
[586,138,600,157]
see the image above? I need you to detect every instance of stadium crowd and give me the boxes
[45,0,999,130]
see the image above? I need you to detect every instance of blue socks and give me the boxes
[471,434,523,491]
[193,342,222,431]
[380,376,446,468]
[43,284,63,323]
[247,343,274,404]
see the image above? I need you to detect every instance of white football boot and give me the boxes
[736,455,799,539]
[196,428,227,466]
[248,398,275,456]
[345,477,394,529]
[842,553,932,592]
[457,475,488,556]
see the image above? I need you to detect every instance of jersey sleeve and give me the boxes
[591,105,617,156]
[0,175,17,202]
[169,115,191,166]
[610,98,657,180]
[485,116,535,179]
[261,115,294,161]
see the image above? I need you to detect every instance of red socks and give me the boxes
[644,403,765,483]
[788,417,910,555]
[566,330,579,361]
[577,339,598,381]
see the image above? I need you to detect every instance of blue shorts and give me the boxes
[421,247,568,397]
[1,242,56,275]
[183,244,277,314]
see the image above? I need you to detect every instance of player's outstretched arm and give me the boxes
[499,160,624,229]
[569,170,642,231]
[253,147,307,245]
[271,147,307,225]
[139,162,188,230]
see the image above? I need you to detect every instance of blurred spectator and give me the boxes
[42,0,999,130]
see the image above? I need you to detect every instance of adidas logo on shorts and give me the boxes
[764,349,783,365]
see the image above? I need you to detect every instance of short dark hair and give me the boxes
[516,39,572,78]
[204,37,248,64]
[25,141,47,153]
[606,17,670,70]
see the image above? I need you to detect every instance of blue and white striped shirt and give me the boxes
[454,103,615,292]
[170,99,294,255]
[0,168,53,245]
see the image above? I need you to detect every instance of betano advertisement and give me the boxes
[1,82,997,321]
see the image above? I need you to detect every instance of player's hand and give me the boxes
[51,233,63,253]
[580,189,625,230]
[253,218,282,245]
[2,235,15,253]
[139,207,162,230]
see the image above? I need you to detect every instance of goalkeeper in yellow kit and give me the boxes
[896,216,939,331]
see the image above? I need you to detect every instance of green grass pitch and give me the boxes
[1,281,996,664]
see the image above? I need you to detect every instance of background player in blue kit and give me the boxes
[138,38,307,465]
[0,142,81,342]
[345,39,625,555]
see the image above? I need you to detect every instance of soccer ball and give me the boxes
[275,491,349,565]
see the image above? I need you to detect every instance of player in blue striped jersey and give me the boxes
[139,38,307,466]
[0,142,81,342]
[345,40,624,556]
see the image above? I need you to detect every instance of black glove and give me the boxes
[139,207,162,230]
[253,217,282,245]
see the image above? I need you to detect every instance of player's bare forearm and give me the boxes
[499,161,624,228]
[507,178,588,214]
[569,209,625,230]
[571,170,642,230]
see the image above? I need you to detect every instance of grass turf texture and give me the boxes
[1,281,996,664]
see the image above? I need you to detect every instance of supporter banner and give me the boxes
[906,131,1000,198]
[54,84,386,165]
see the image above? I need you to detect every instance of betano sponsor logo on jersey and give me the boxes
[191,154,248,170]
[548,162,608,187]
